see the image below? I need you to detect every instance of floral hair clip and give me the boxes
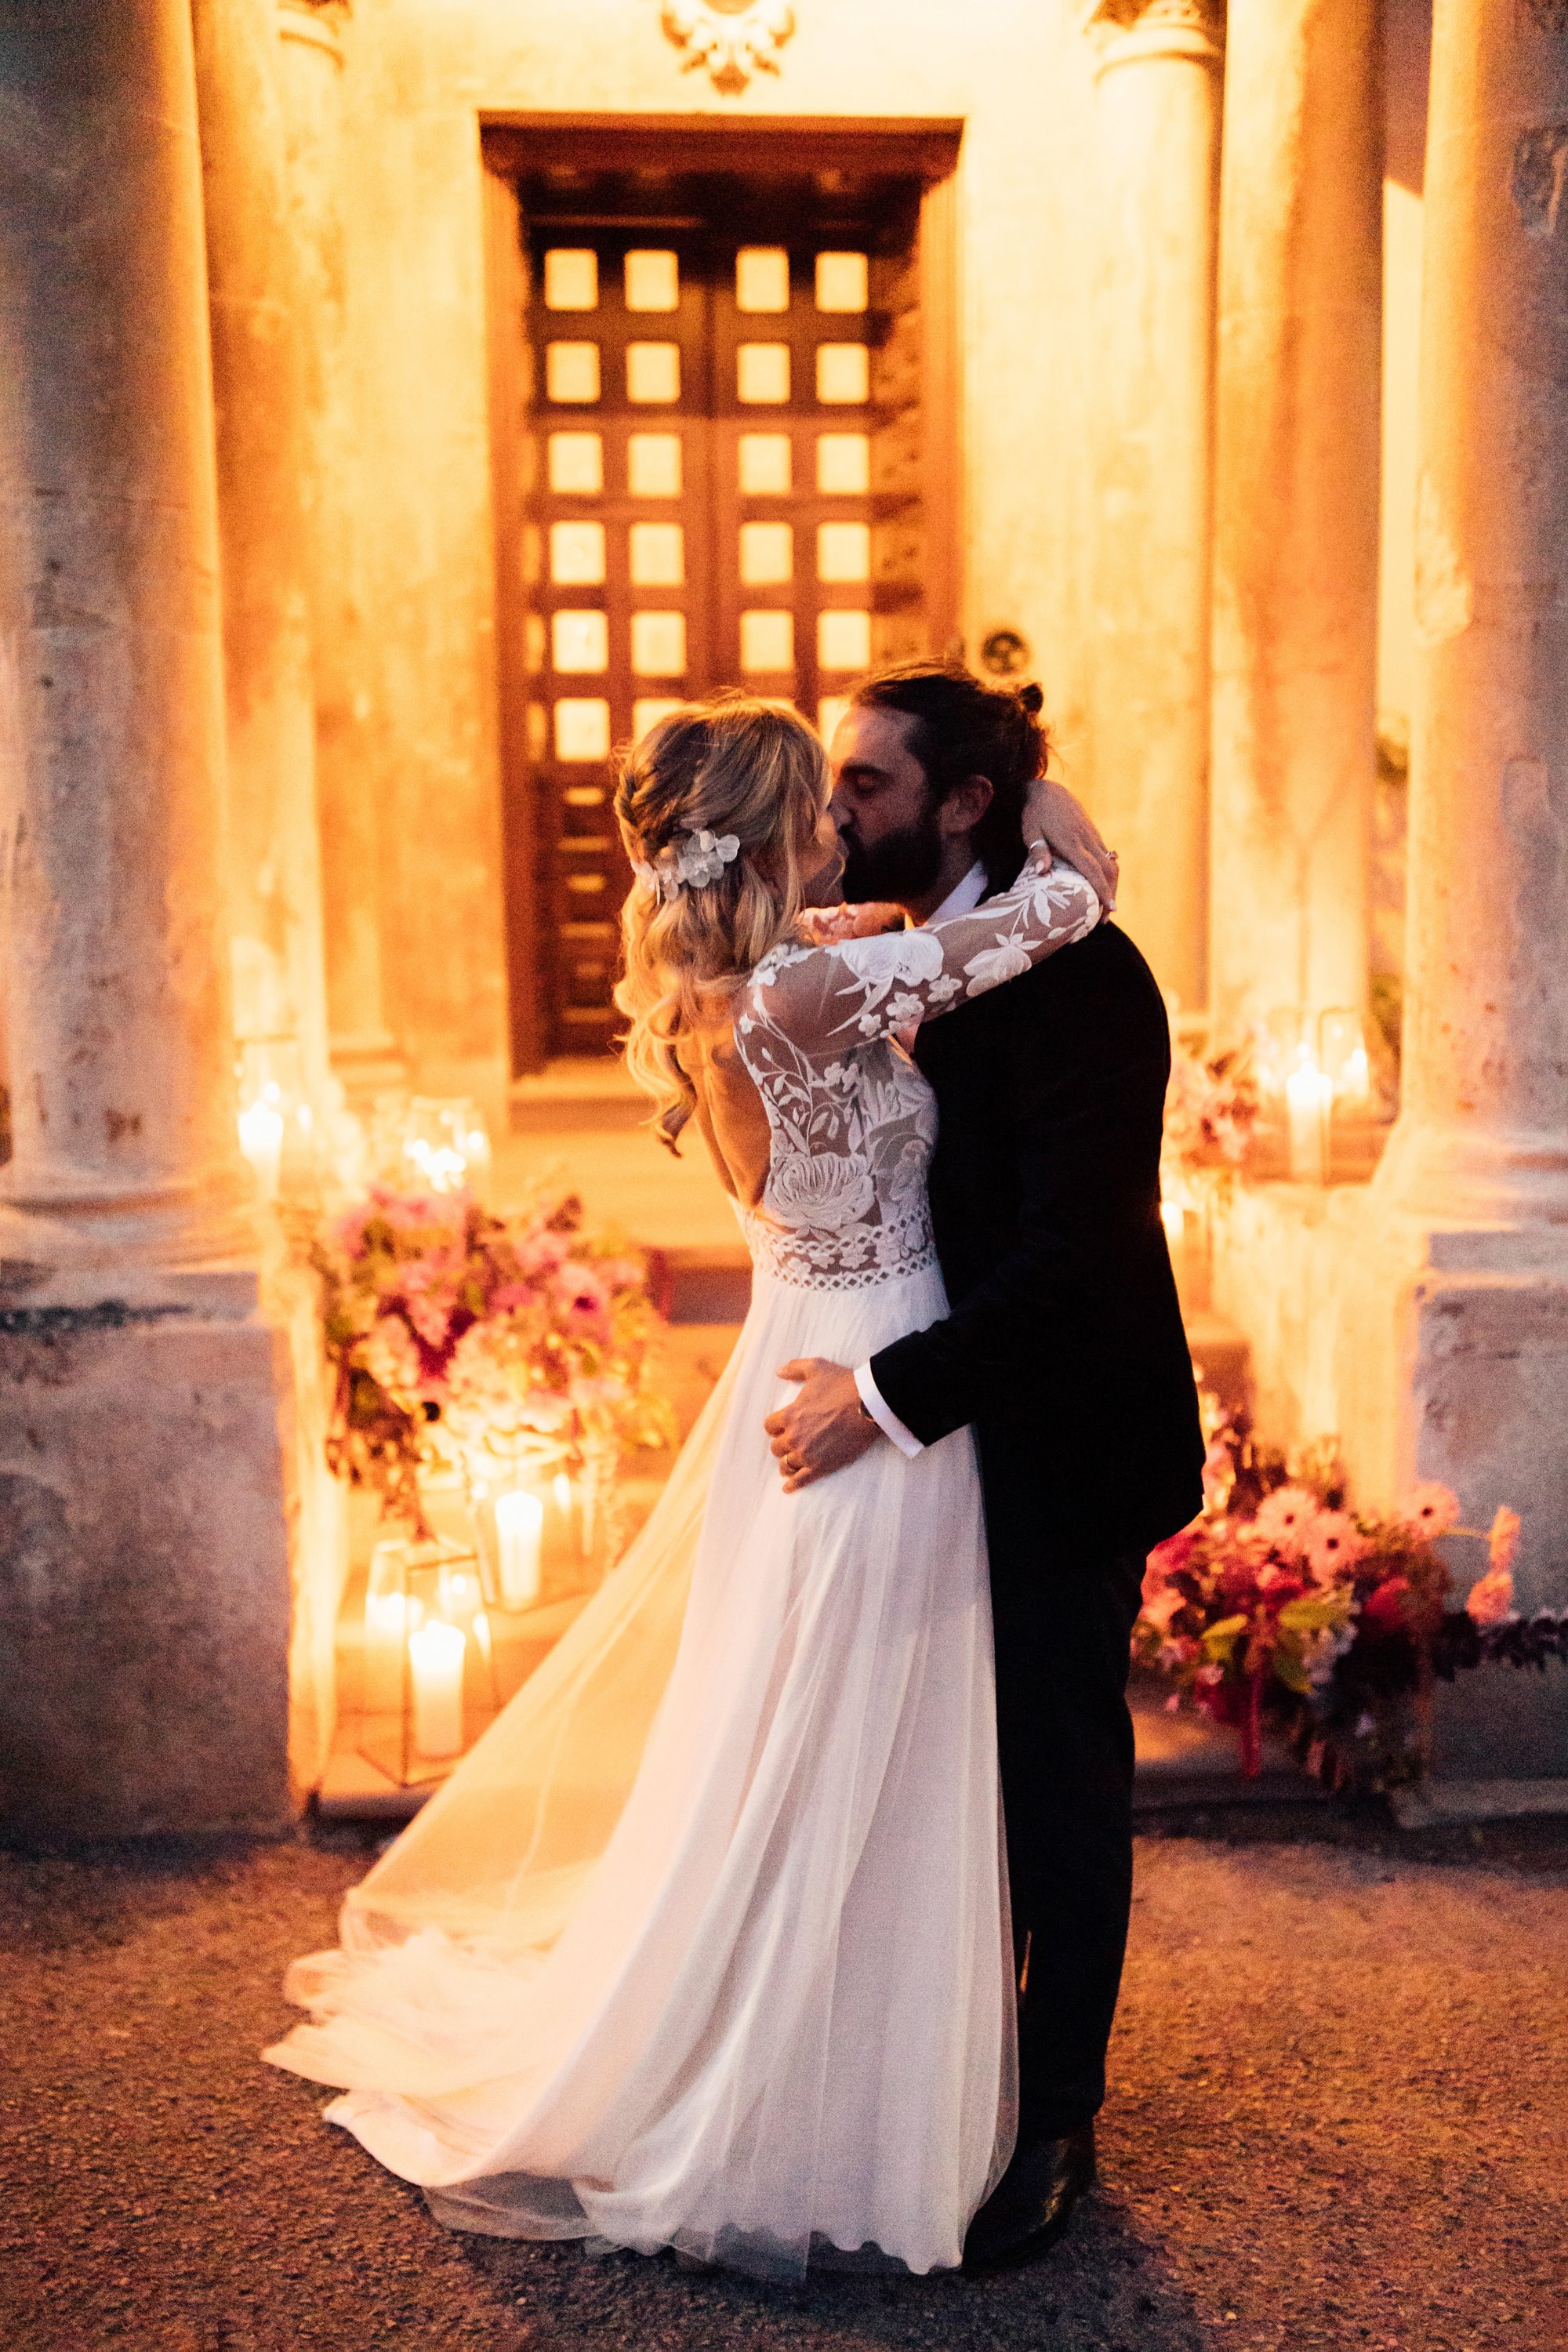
[632,827,742,903]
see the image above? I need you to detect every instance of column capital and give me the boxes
[278,0,347,63]
[1085,0,1225,76]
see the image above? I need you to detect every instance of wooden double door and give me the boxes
[488,138,953,1065]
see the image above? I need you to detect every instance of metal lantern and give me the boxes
[359,1529,500,1789]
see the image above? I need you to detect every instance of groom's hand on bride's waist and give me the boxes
[765,1359,883,1491]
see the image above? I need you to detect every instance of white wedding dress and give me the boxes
[267,848,1099,2279]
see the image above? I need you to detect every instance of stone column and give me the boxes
[1381,0,1568,1229]
[0,0,299,1835]
[192,0,330,1102]
[276,0,401,1091]
[1324,0,1568,1778]
[1207,0,1382,1038]
[1087,0,1224,1015]
[192,0,348,1797]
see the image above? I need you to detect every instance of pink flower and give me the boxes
[1300,1509,1369,1587]
[1252,1485,1320,1555]
[1395,1481,1461,1540]
[1140,1587,1186,1636]
[1487,1505,1521,1575]
[488,1281,543,1316]
[517,1232,572,1282]
[1466,1566,1515,1627]
[554,1262,612,1338]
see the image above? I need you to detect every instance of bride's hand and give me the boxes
[1022,779,1119,910]
[796,902,906,946]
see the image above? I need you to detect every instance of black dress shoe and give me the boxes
[961,2123,1097,2276]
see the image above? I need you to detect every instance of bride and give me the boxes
[267,693,1105,2278]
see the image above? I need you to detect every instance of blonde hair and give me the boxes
[613,695,829,1149]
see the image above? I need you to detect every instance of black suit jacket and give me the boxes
[869,918,1203,1564]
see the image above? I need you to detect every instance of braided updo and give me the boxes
[613,694,829,1148]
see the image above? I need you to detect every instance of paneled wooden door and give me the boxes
[514,220,914,1058]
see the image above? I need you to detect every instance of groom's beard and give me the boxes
[837,811,945,904]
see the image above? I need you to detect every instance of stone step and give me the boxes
[1130,1680,1319,1809]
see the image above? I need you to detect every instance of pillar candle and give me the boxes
[238,1093,285,1200]
[1285,1054,1332,1185]
[494,1488,544,1610]
[1338,1042,1370,1109]
[408,1620,466,1758]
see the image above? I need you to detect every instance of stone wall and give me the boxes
[318,0,1107,1095]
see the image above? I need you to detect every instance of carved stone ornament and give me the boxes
[1083,0,1224,66]
[661,0,797,95]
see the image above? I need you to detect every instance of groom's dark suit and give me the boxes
[869,910,1203,2143]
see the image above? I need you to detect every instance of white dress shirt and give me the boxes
[853,862,990,1458]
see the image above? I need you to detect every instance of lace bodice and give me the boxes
[733,848,1101,1289]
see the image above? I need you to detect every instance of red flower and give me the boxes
[1359,1575,1411,1636]
[1144,1530,1198,1599]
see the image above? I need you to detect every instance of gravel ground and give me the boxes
[2,1813,1566,2352]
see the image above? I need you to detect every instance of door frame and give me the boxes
[481,114,965,1075]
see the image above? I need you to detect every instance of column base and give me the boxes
[1210,1172,1568,1779]
[0,1261,342,1839]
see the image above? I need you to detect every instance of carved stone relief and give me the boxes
[1084,0,1225,66]
[660,0,797,94]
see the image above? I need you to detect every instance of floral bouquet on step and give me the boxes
[313,1181,674,1535]
[1136,1397,1565,1789]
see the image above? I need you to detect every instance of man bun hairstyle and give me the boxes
[848,659,1052,889]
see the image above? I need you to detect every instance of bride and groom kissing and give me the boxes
[267,661,1204,2282]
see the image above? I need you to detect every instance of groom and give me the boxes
[765,660,1203,2273]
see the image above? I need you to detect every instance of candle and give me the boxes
[365,1589,415,1640]
[1285,1052,1332,1185]
[494,1488,544,1610]
[1160,1198,1185,1249]
[1338,1042,1370,1109]
[238,1087,285,1200]
[408,1620,466,1758]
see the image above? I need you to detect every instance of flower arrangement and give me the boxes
[1137,1396,1567,1789]
[314,1183,675,1536]
[1163,1035,1260,1186]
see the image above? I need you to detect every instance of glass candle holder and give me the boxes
[358,1528,499,1788]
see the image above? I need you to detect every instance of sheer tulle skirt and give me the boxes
[266,1262,1016,2278]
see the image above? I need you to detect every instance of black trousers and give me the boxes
[977,1429,1146,2147]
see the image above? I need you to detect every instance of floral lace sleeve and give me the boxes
[740,849,1101,1061]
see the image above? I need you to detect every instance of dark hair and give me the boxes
[847,660,1051,888]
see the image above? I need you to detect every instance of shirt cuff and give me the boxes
[854,1361,924,1459]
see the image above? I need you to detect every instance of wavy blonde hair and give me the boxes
[613,695,829,1149]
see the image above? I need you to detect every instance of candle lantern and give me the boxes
[468,1469,587,1614]
[358,1528,500,1788]
[400,1096,492,1196]
[1283,1045,1333,1185]
[1256,1009,1366,1185]
[236,1036,314,1201]
[1317,1008,1371,1114]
